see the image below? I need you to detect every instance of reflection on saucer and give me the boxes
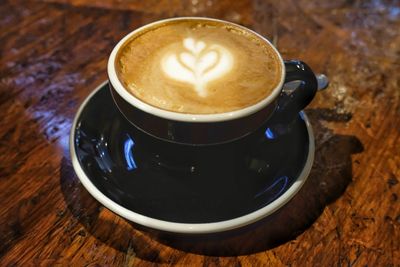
[71,82,313,232]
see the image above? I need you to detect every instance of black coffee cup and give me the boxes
[108,17,318,145]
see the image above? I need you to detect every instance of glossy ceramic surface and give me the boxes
[71,82,314,232]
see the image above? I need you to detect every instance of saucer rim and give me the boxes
[69,81,315,234]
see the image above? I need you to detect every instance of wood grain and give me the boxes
[0,0,399,265]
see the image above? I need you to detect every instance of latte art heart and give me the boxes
[162,38,233,97]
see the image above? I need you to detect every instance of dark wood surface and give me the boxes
[1,0,399,265]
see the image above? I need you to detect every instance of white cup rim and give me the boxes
[107,17,285,123]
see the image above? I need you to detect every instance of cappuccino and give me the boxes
[116,19,282,114]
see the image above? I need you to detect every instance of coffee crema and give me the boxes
[116,19,282,114]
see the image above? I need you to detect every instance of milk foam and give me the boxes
[116,20,282,114]
[161,38,233,97]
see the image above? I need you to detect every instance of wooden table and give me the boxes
[1,0,399,265]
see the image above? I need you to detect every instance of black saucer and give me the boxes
[70,82,312,229]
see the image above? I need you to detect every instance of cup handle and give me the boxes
[266,60,318,136]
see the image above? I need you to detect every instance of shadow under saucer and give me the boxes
[148,118,363,255]
[62,84,363,256]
